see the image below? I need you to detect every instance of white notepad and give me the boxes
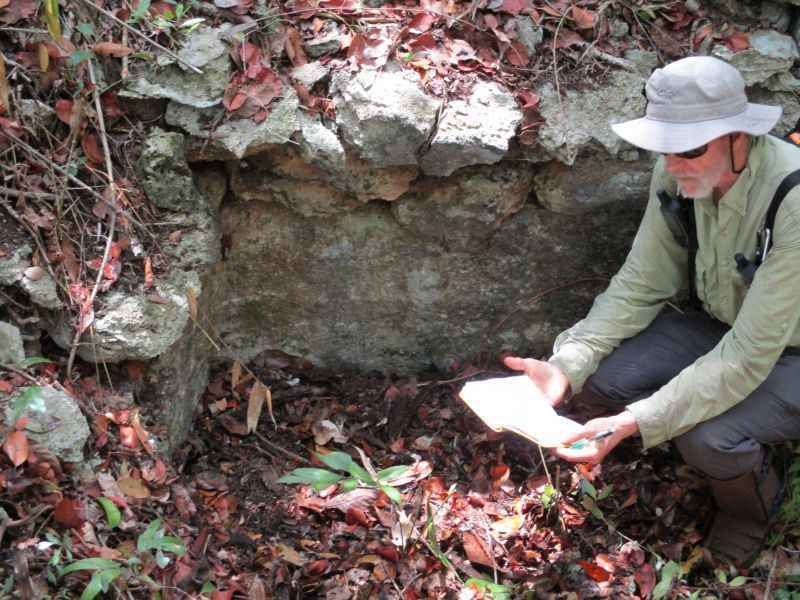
[460,375,583,448]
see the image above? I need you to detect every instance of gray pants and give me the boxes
[579,308,800,479]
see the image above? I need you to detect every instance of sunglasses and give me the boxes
[670,144,709,160]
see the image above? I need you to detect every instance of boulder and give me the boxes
[704,0,792,31]
[537,69,646,165]
[713,31,799,86]
[3,386,90,463]
[0,245,29,286]
[122,25,232,109]
[0,322,24,365]
[297,112,347,173]
[303,22,341,57]
[331,66,441,167]
[166,88,300,160]
[291,61,331,88]
[20,268,61,310]
[420,81,522,177]
[136,129,199,212]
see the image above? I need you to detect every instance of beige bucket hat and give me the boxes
[611,56,782,154]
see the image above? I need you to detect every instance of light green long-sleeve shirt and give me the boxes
[549,135,800,449]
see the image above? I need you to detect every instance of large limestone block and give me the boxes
[136,129,198,212]
[537,70,646,165]
[166,89,300,160]
[3,386,90,463]
[713,31,799,86]
[420,81,523,177]
[212,164,642,372]
[122,25,232,109]
[331,66,441,167]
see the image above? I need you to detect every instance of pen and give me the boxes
[566,428,615,450]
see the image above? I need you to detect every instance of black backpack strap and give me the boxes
[658,190,700,309]
[686,201,699,310]
[763,169,800,258]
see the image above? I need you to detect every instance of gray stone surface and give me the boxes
[291,61,331,87]
[3,386,90,463]
[331,66,441,167]
[514,16,543,55]
[122,25,232,109]
[713,31,799,86]
[533,152,655,214]
[0,246,29,286]
[537,69,646,164]
[420,81,522,176]
[208,164,641,371]
[297,112,347,173]
[0,322,24,365]
[20,269,61,310]
[136,129,198,212]
[166,88,300,160]
[705,0,792,30]
[304,23,341,57]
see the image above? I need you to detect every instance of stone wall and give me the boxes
[5,16,800,452]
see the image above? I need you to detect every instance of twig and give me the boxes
[418,370,489,388]
[2,57,34,84]
[253,431,311,465]
[77,0,203,74]
[577,43,637,72]
[550,2,570,114]
[764,550,779,600]
[0,363,40,385]
[3,131,146,229]
[0,187,59,201]
[66,60,118,379]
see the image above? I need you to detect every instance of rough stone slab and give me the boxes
[0,321,24,365]
[297,112,347,173]
[21,269,61,310]
[0,245,29,286]
[304,23,340,57]
[136,129,199,212]
[291,61,331,87]
[331,66,441,167]
[3,386,90,463]
[533,153,655,214]
[713,31,799,86]
[420,81,522,177]
[537,69,646,164]
[166,88,300,160]
[122,26,232,109]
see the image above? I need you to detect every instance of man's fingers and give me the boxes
[553,446,599,463]
[503,356,528,372]
[559,429,589,446]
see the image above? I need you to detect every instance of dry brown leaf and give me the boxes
[82,131,104,164]
[0,55,7,114]
[53,497,86,529]
[37,43,49,72]
[277,544,306,566]
[3,431,29,466]
[186,287,198,321]
[570,6,595,29]
[491,513,524,535]
[117,476,151,499]
[461,531,494,567]
[93,42,135,57]
[246,381,266,434]
[143,256,154,290]
[218,413,248,436]
[231,360,242,391]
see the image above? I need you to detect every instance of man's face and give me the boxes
[664,135,731,199]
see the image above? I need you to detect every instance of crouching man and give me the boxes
[507,56,800,565]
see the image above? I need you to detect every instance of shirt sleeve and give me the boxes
[627,193,800,449]
[548,158,687,393]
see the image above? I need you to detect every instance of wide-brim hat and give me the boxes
[611,56,782,154]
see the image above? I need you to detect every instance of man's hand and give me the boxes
[553,411,639,464]
[503,356,571,407]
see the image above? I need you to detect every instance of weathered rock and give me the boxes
[136,129,198,212]
[211,165,641,371]
[331,66,441,167]
[0,322,24,365]
[393,163,533,251]
[514,15,543,55]
[297,112,347,173]
[748,86,800,135]
[122,25,232,109]
[3,386,90,463]
[609,18,630,39]
[533,152,655,214]
[713,31,799,86]
[166,88,300,160]
[0,245,29,286]
[194,163,229,213]
[420,81,522,176]
[304,22,340,57]
[334,155,417,202]
[537,69,646,164]
[291,61,331,87]
[21,268,61,310]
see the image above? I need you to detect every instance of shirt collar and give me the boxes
[695,136,764,218]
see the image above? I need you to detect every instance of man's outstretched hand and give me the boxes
[553,412,639,464]
[503,356,571,407]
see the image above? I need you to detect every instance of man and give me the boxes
[505,56,800,564]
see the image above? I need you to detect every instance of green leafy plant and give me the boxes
[277,450,409,504]
[465,578,514,599]
[579,478,613,521]
[652,560,680,600]
[11,386,46,423]
[55,519,185,599]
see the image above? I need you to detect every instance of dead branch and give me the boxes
[0,187,59,201]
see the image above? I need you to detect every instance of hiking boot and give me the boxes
[706,461,782,566]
